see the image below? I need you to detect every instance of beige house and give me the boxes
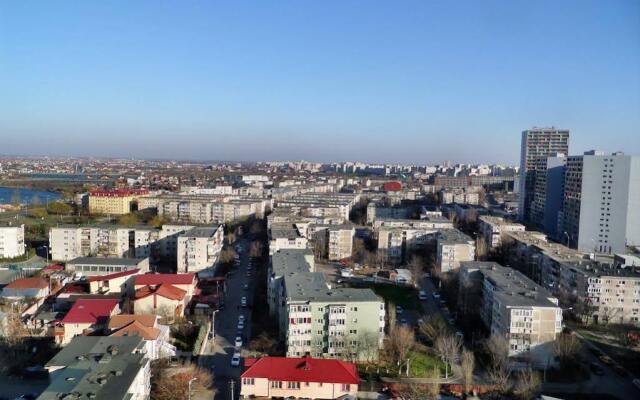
[241,355,359,399]
[133,284,187,317]
[59,298,120,344]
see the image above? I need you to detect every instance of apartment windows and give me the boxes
[341,384,351,391]
[242,378,254,385]
[287,381,300,390]
[270,381,283,389]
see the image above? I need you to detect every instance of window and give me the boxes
[287,381,300,390]
[271,381,282,389]
[341,384,351,391]
[242,378,254,385]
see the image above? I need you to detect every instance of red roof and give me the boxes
[241,355,359,385]
[5,277,48,289]
[135,273,195,286]
[134,284,186,301]
[383,181,402,192]
[61,299,119,324]
[90,189,148,197]
[87,269,139,282]
[44,264,65,271]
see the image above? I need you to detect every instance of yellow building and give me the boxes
[88,189,148,215]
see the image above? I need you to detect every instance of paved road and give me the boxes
[198,239,255,400]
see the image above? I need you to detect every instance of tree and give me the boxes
[249,333,278,355]
[407,255,424,286]
[118,213,140,225]
[418,315,450,345]
[484,335,512,393]
[553,333,582,365]
[513,368,541,400]
[47,201,73,215]
[11,190,21,207]
[219,248,237,264]
[149,215,165,228]
[352,238,366,263]
[434,334,461,379]
[151,360,214,400]
[249,240,264,258]
[386,325,415,374]
[461,349,475,393]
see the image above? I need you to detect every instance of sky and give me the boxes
[1,1,639,164]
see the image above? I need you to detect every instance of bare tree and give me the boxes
[513,368,541,400]
[386,325,415,375]
[406,255,424,286]
[249,240,264,258]
[460,349,475,393]
[434,334,461,378]
[427,366,441,399]
[219,247,237,264]
[418,314,450,344]
[151,360,215,400]
[553,333,582,364]
[484,335,512,393]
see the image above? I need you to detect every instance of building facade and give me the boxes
[176,226,224,274]
[0,224,25,259]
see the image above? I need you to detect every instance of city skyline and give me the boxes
[1,1,639,163]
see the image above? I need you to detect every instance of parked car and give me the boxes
[590,362,605,376]
[235,336,243,348]
[237,321,244,330]
[396,305,403,314]
[419,290,427,300]
[432,292,440,299]
[243,283,249,290]
[599,355,614,365]
[612,364,627,377]
[231,353,241,367]
[241,297,247,307]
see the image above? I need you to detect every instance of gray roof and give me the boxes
[41,336,147,400]
[181,226,219,238]
[271,249,314,277]
[67,257,145,266]
[437,229,473,244]
[270,223,301,239]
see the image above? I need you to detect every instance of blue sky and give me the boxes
[1,1,639,164]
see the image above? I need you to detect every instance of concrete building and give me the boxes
[477,216,525,249]
[530,154,566,238]
[459,262,562,361]
[240,355,359,399]
[518,127,570,224]
[439,188,481,205]
[372,216,453,230]
[269,223,309,255]
[1,277,49,299]
[49,224,195,262]
[40,336,150,400]
[88,189,149,215]
[310,224,355,261]
[560,151,640,254]
[66,257,149,277]
[0,223,25,259]
[435,229,475,273]
[268,249,385,361]
[377,227,435,265]
[176,226,224,274]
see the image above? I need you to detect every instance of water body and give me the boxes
[0,187,62,205]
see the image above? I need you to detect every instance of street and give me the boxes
[198,239,255,400]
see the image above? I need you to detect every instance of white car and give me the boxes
[231,353,241,367]
[432,292,441,299]
[241,297,247,307]
[418,290,427,300]
[235,336,243,348]
[238,315,245,322]
[396,305,403,314]
[237,321,244,330]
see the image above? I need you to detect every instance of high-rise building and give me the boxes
[530,154,566,239]
[518,128,570,223]
[560,151,640,254]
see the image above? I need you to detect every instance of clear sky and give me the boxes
[1,1,639,164]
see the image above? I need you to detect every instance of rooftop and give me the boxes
[68,257,145,266]
[3,277,48,290]
[242,355,359,384]
[270,223,302,240]
[134,273,195,286]
[180,226,221,238]
[437,228,474,244]
[62,298,120,324]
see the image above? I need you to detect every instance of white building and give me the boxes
[478,216,525,249]
[0,224,25,259]
[269,223,308,255]
[176,226,224,274]
[436,229,475,273]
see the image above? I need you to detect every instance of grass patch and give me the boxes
[407,349,447,377]
[371,284,421,310]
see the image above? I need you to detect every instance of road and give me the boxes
[198,239,255,400]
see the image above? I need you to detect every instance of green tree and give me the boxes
[47,201,73,215]
[118,213,140,225]
[11,190,21,206]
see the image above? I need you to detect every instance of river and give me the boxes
[0,187,62,205]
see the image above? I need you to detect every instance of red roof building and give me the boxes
[383,181,402,192]
[89,189,149,197]
[134,273,195,286]
[4,277,48,289]
[61,298,120,324]
[1,277,50,299]
[134,284,186,301]
[240,355,359,399]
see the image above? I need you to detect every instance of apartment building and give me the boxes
[529,154,566,238]
[503,230,640,325]
[478,216,525,249]
[275,193,359,223]
[88,189,149,215]
[377,227,435,265]
[459,262,562,361]
[49,224,194,262]
[560,151,640,254]
[518,127,570,223]
[176,226,224,274]
[435,229,475,273]
[366,203,412,224]
[310,224,355,261]
[41,336,150,400]
[0,223,25,259]
[372,216,453,230]
[439,188,481,205]
[268,249,385,361]
[269,223,309,255]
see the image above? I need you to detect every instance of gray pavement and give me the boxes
[198,239,256,400]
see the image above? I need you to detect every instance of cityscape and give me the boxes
[1,2,639,400]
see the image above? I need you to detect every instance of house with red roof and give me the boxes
[1,277,50,299]
[108,314,175,359]
[240,355,359,399]
[59,298,120,344]
[133,283,187,317]
[87,268,139,295]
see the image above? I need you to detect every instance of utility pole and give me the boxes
[229,379,235,400]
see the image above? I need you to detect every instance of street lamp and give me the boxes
[188,377,197,400]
